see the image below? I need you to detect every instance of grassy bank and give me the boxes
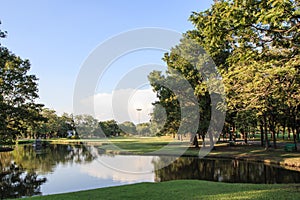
[26,180,300,200]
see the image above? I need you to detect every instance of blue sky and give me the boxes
[0,0,213,122]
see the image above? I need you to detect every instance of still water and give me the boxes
[1,144,300,199]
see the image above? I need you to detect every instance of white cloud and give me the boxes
[80,155,155,183]
[78,88,157,123]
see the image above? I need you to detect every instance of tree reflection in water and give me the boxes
[12,144,95,173]
[0,162,46,199]
[0,144,95,199]
[153,157,300,184]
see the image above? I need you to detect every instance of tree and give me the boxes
[149,0,300,149]
[0,23,44,143]
[99,120,121,137]
[118,121,137,135]
[58,113,75,138]
[148,71,181,138]
[31,109,74,139]
[74,114,98,138]
[136,122,151,136]
[149,104,167,136]
[189,0,300,148]
[148,33,223,148]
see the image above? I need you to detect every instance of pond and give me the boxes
[1,144,300,199]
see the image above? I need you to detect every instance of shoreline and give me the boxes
[2,138,300,171]
[99,149,300,172]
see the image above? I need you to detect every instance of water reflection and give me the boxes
[11,144,95,173]
[1,144,300,199]
[153,157,300,184]
[0,162,46,199]
[80,155,155,183]
[0,144,95,199]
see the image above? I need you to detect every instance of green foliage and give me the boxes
[149,0,300,147]
[27,110,76,139]
[136,123,151,136]
[149,104,167,136]
[74,114,98,138]
[118,121,137,135]
[99,120,121,137]
[196,0,300,147]
[0,24,44,143]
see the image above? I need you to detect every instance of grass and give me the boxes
[25,180,300,200]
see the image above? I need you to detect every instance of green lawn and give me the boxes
[26,180,300,200]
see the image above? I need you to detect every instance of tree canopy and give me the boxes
[149,0,300,148]
[0,23,45,144]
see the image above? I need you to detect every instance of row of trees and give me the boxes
[15,108,153,139]
[149,0,300,149]
[75,115,152,138]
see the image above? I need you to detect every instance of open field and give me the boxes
[25,180,300,200]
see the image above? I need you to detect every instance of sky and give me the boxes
[0,0,213,123]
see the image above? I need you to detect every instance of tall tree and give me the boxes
[0,23,44,143]
[189,0,300,148]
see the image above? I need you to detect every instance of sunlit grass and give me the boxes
[25,180,300,200]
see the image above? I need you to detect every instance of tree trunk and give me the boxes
[230,124,235,141]
[282,125,285,140]
[272,131,276,149]
[202,133,205,148]
[297,128,300,143]
[264,114,269,150]
[292,127,297,151]
[269,118,276,149]
[260,122,264,147]
[209,131,214,148]
[192,135,199,148]
[241,128,247,144]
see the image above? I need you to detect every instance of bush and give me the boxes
[69,135,80,139]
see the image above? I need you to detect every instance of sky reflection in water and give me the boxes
[40,154,156,195]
